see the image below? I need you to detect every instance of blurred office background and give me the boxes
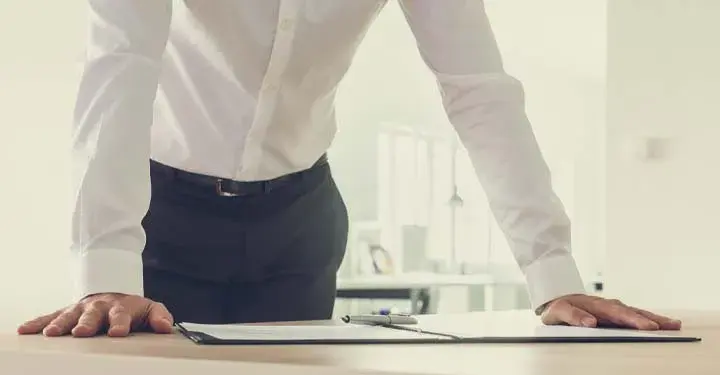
[0,0,718,329]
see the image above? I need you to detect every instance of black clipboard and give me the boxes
[175,322,701,346]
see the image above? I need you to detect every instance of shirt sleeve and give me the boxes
[71,0,172,300]
[400,0,586,311]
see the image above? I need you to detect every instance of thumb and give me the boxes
[542,299,597,328]
[146,302,174,333]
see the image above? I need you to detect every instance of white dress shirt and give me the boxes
[72,0,586,310]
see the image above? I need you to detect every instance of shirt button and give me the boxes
[264,83,278,91]
[279,18,294,31]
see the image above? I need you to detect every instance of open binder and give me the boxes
[176,321,701,345]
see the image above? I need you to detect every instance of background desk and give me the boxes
[1,310,717,375]
[336,273,605,314]
[336,272,533,314]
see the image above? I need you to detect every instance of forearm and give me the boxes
[71,0,172,299]
[439,73,586,309]
[400,0,585,310]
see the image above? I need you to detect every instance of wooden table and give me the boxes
[1,310,717,375]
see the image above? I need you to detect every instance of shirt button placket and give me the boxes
[238,1,300,180]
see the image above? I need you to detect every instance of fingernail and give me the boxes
[107,325,128,336]
[72,324,90,333]
[43,325,59,336]
[582,318,595,327]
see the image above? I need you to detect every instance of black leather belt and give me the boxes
[150,154,328,197]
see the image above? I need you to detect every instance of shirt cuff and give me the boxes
[523,253,586,314]
[74,248,144,300]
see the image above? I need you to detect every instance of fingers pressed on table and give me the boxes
[544,296,681,331]
[107,305,133,337]
[566,306,596,327]
[147,302,174,333]
[542,300,597,328]
[17,311,61,334]
[599,302,659,330]
[44,307,83,336]
[632,308,682,330]
[72,304,110,337]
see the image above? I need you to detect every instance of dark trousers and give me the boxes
[141,158,349,324]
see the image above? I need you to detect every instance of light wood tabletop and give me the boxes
[1,310,717,375]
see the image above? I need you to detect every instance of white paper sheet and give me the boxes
[180,322,445,341]
[415,315,692,340]
[533,325,680,338]
[443,324,681,339]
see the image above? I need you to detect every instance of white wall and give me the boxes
[604,0,720,309]
[0,4,84,330]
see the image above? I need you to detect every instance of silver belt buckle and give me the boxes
[215,179,239,197]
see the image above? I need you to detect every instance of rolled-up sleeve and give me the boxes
[72,0,172,299]
[400,0,586,310]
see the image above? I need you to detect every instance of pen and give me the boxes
[342,314,418,325]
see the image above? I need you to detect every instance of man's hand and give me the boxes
[17,293,174,337]
[541,294,682,331]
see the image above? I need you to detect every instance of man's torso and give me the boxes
[151,0,388,181]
